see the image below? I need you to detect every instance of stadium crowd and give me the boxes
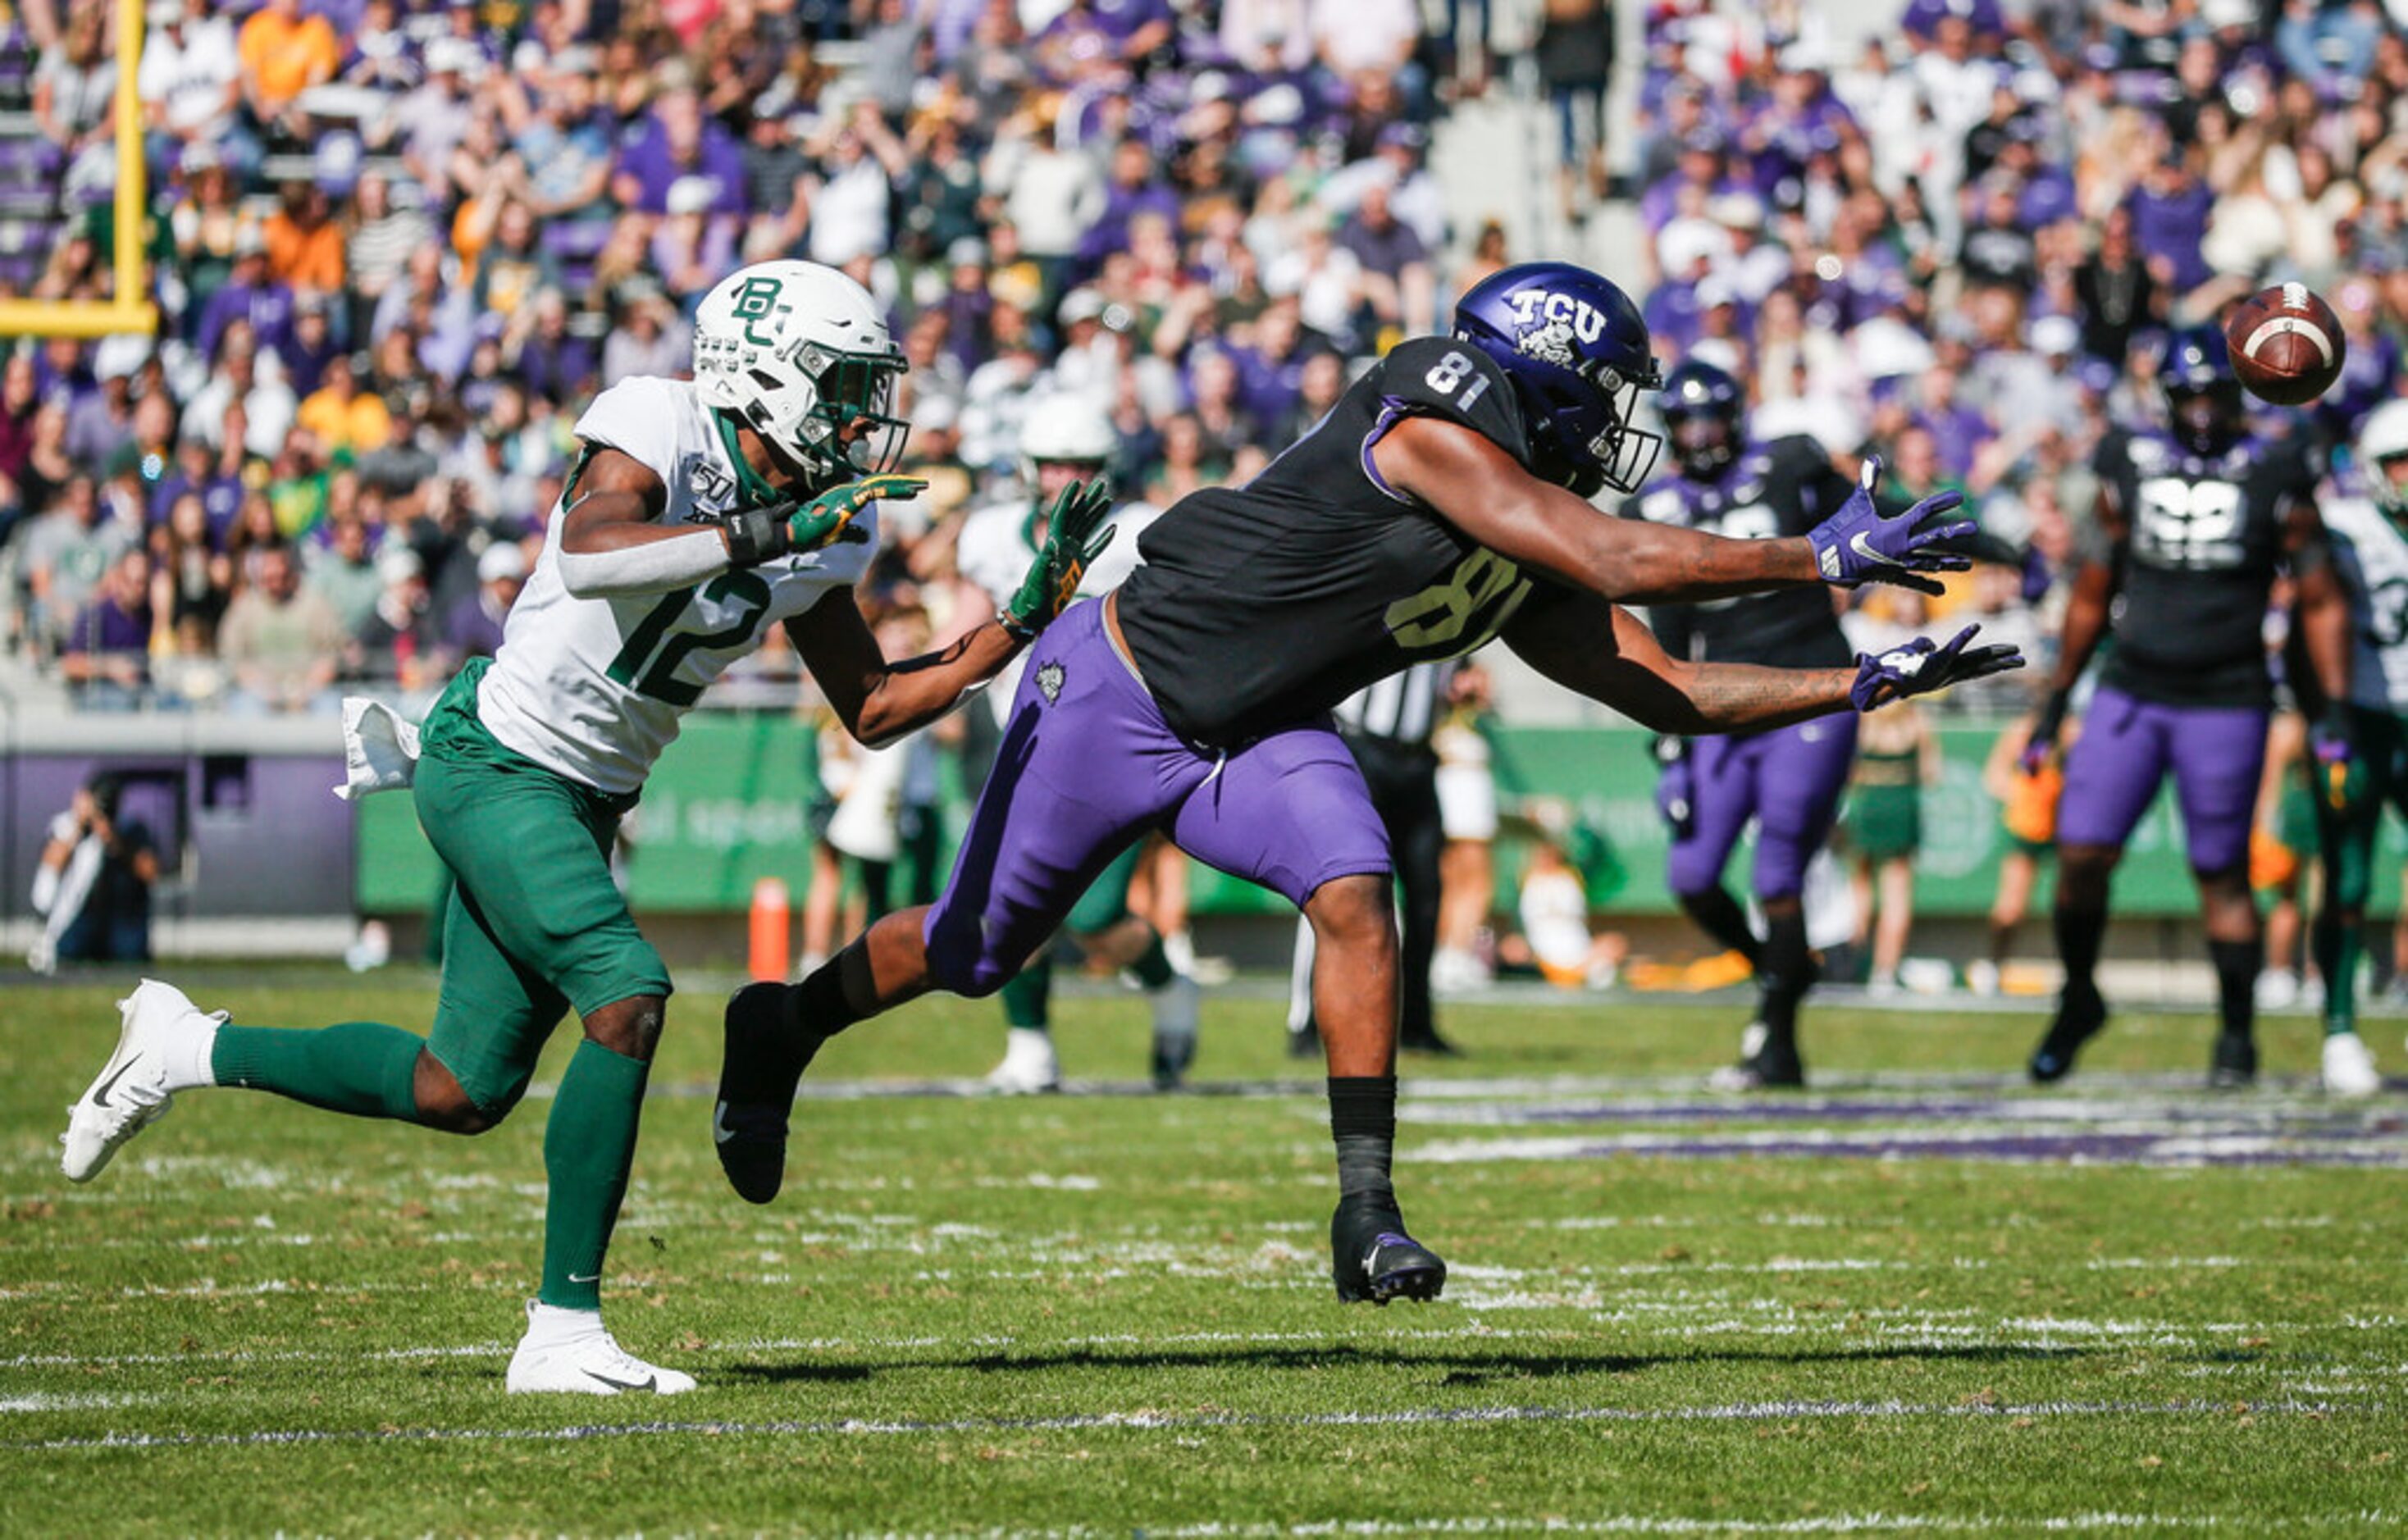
[0,0,1493,712]
[6,1,2408,974]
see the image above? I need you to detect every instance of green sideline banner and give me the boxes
[354,718,2408,917]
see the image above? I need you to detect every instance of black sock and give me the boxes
[1759,908,1811,1043]
[1989,923,2014,970]
[2209,937,2261,1041]
[1328,1075,1397,1206]
[2055,904,2106,998]
[1681,886,1764,969]
[792,939,873,1042]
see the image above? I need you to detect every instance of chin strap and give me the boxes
[713,408,797,508]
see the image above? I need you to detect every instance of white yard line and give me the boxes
[2,1396,2373,1455]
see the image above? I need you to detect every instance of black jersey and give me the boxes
[1116,336,1553,748]
[2094,426,2313,708]
[1621,435,1855,671]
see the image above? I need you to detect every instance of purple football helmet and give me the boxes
[1453,261,1664,496]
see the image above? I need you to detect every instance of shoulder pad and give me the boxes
[1375,337,1533,463]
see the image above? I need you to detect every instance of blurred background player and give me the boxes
[2024,326,2347,1088]
[1430,662,1501,996]
[953,393,1199,1092]
[1288,661,1460,1060]
[1625,359,1867,1089]
[1847,694,1935,996]
[1972,713,2069,997]
[2296,397,2408,1096]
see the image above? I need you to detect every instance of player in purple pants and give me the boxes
[1630,361,1871,1087]
[2023,326,2348,1087]
[714,262,2018,1305]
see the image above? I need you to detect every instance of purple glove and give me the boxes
[1806,457,1977,596]
[1851,624,2025,711]
[2019,544,2054,604]
[2020,690,2069,775]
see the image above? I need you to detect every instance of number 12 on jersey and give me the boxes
[605,571,773,705]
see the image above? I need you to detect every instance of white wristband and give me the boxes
[557,528,729,599]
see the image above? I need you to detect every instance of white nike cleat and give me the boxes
[2323,1031,2383,1098]
[59,979,224,1183]
[505,1301,697,1395]
[986,1027,1061,1094]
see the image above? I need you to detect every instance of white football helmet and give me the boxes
[693,260,909,483]
[2359,399,2408,519]
[1018,392,1115,486]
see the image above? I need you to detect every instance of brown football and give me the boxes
[2224,283,2346,406]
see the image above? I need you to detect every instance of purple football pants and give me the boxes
[923,599,1393,996]
[1665,715,1858,901]
[2057,684,2267,874]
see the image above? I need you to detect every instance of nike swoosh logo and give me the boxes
[714,1102,735,1146]
[1364,1244,1387,1277]
[568,1272,600,1284]
[1848,531,1902,567]
[582,1369,654,1392]
[90,1055,141,1109]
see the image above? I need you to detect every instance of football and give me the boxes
[2224,283,2346,405]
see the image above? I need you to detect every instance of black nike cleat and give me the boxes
[1708,1023,1804,1090]
[1330,1195,1448,1305]
[714,982,830,1205]
[2028,986,2107,1084]
[2210,1032,2258,1089]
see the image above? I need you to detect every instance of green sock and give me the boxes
[210,1023,427,1123]
[540,1038,650,1311]
[1128,929,1176,991]
[999,964,1051,1031]
[2315,917,2362,1036]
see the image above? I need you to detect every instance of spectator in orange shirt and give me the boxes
[295,354,391,457]
[237,0,337,133]
[263,180,344,293]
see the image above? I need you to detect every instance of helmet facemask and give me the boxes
[2374,449,2408,526]
[2165,381,2240,457]
[778,341,910,481]
[1667,406,1739,481]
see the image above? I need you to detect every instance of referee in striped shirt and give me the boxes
[1288,661,1457,1057]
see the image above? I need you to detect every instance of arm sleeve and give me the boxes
[558,526,731,600]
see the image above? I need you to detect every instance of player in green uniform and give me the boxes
[57,260,1112,1393]
[2303,400,2408,1095]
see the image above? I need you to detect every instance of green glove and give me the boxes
[1001,476,1118,637]
[723,473,926,566]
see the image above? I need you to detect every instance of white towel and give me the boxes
[333,697,424,801]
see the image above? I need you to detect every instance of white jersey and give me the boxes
[476,376,878,795]
[955,492,1159,724]
[2322,482,2408,713]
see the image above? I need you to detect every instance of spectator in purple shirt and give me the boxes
[149,433,245,546]
[610,82,749,217]
[1338,181,1435,335]
[1076,137,1183,270]
[62,546,153,710]
[2123,145,2214,299]
[441,540,524,667]
[194,234,294,366]
[504,289,598,408]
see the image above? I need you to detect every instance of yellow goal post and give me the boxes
[0,0,155,338]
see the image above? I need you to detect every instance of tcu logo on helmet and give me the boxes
[1507,289,1608,357]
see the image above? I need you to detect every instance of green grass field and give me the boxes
[3,970,2405,1536]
